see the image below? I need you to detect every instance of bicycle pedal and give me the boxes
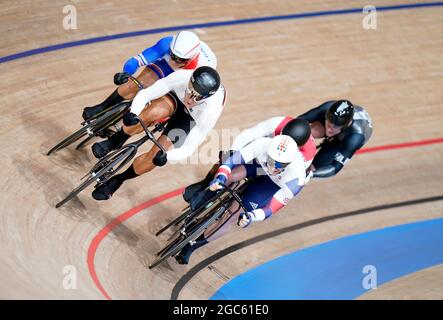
[89,170,109,184]
[97,174,111,184]
[86,127,94,136]
[93,178,107,188]
[90,160,109,174]
[96,128,115,139]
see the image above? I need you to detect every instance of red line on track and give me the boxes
[356,137,443,154]
[87,188,184,300]
[87,137,443,299]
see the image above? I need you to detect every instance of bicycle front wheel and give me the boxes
[55,146,136,208]
[149,205,227,269]
[47,123,92,155]
[47,102,129,155]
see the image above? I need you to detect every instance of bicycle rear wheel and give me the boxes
[55,145,136,208]
[75,135,94,150]
[155,186,228,239]
[47,123,92,155]
[149,204,228,269]
[47,102,129,155]
[156,196,227,257]
[155,206,192,237]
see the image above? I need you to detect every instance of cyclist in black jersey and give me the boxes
[298,100,373,178]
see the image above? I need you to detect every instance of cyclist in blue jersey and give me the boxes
[82,31,217,120]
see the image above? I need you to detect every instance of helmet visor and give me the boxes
[169,49,190,64]
[267,156,290,174]
[325,112,348,128]
[186,81,207,102]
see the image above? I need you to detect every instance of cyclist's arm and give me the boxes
[249,180,303,222]
[231,117,284,150]
[167,98,223,162]
[200,41,217,69]
[298,101,335,123]
[166,123,211,162]
[313,133,365,178]
[123,36,172,75]
[130,70,187,116]
[215,138,269,182]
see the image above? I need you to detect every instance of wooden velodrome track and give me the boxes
[1,0,442,299]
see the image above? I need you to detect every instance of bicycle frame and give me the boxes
[55,115,168,208]
[91,118,168,183]
[136,115,168,154]
[150,179,254,268]
[180,180,251,237]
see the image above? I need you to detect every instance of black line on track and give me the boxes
[171,194,443,299]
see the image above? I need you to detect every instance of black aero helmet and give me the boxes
[282,118,311,146]
[326,100,354,127]
[189,66,221,100]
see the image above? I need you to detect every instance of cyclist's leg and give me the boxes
[188,164,248,211]
[199,164,263,241]
[311,138,341,170]
[132,134,174,175]
[117,67,158,101]
[176,164,266,264]
[92,94,191,200]
[131,95,193,175]
[91,94,175,159]
[204,174,278,243]
[122,94,176,136]
[176,167,246,264]
[203,202,241,242]
[83,65,163,120]
[91,95,177,200]
[111,60,173,107]
[183,150,237,202]
[91,134,174,201]
[182,163,219,202]
[187,157,264,210]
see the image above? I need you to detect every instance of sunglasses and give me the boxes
[267,157,290,171]
[169,50,189,64]
[185,81,206,102]
[325,117,345,129]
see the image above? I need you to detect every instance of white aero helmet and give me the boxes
[170,31,201,61]
[266,135,298,172]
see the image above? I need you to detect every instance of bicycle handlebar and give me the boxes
[125,76,167,154]
[135,116,167,154]
[219,183,249,214]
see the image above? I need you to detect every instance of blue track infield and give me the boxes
[211,217,443,300]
